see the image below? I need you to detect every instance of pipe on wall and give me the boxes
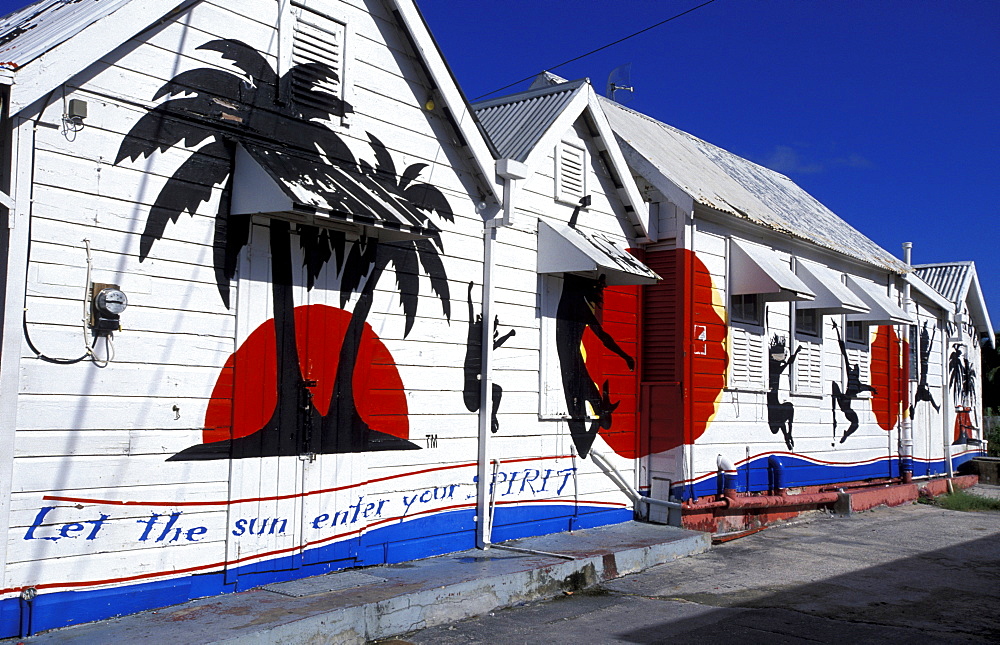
[900,242,914,483]
[476,159,526,550]
[683,489,840,512]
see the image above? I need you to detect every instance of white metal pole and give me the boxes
[900,243,914,482]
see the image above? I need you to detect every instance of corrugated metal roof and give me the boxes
[0,0,133,70]
[601,98,909,273]
[472,80,584,162]
[913,262,973,305]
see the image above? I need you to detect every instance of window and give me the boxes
[730,327,765,388]
[729,294,765,389]
[730,294,762,325]
[555,141,586,204]
[793,339,823,394]
[845,320,865,344]
[795,308,819,337]
[792,306,822,393]
[291,7,348,120]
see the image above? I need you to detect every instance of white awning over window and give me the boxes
[537,219,659,285]
[730,239,814,302]
[795,261,869,314]
[845,276,914,325]
[231,145,432,241]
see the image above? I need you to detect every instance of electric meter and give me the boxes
[95,288,128,316]
[90,283,128,335]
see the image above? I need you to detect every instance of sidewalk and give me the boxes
[12,522,710,644]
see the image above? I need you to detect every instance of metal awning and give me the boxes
[230,145,432,240]
[537,220,659,285]
[730,240,814,301]
[845,276,914,325]
[795,261,868,314]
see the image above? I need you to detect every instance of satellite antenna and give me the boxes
[605,63,634,104]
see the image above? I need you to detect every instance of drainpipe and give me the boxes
[717,454,738,498]
[900,242,914,483]
[590,449,681,522]
[476,159,527,550]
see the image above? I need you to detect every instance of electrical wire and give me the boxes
[472,0,720,101]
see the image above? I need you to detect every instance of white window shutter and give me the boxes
[794,340,823,394]
[730,327,765,389]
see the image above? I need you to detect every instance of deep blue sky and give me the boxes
[1,0,996,328]
[417,0,997,328]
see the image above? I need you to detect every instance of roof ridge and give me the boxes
[472,78,587,110]
[598,96,794,183]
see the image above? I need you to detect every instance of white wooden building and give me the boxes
[0,0,992,634]
[0,0,657,634]
[596,88,994,529]
[910,261,994,460]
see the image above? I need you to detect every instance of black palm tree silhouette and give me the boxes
[115,39,453,459]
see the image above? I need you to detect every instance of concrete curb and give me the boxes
[21,522,710,645]
[218,525,712,644]
[834,476,979,515]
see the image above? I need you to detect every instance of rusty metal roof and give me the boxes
[0,0,133,70]
[601,98,909,273]
[472,80,585,162]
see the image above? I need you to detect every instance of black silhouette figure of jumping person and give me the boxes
[556,274,635,458]
[767,335,802,450]
[909,321,940,418]
[832,320,877,443]
[463,282,515,433]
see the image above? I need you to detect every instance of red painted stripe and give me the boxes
[0,497,618,596]
[42,455,577,508]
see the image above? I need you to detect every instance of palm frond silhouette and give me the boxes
[116,39,453,459]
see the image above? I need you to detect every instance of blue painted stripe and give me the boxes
[0,503,630,638]
[671,450,984,500]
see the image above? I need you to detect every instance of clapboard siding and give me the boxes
[13,455,229,493]
[0,1,640,628]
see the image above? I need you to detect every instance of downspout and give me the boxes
[476,159,526,550]
[943,318,954,480]
[590,449,681,521]
[900,243,914,483]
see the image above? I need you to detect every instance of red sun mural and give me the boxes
[870,324,909,432]
[584,249,727,458]
[203,304,409,444]
[688,250,728,445]
[581,285,640,458]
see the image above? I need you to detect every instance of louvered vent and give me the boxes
[556,142,586,203]
[794,340,823,394]
[292,10,345,115]
[730,327,765,388]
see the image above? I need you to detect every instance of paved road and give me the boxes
[395,493,1000,644]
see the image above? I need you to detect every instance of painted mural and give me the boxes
[910,322,939,418]
[871,324,909,432]
[463,282,516,433]
[831,320,877,443]
[767,335,800,449]
[115,39,455,459]
[555,274,635,458]
[689,250,728,447]
[950,343,980,444]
